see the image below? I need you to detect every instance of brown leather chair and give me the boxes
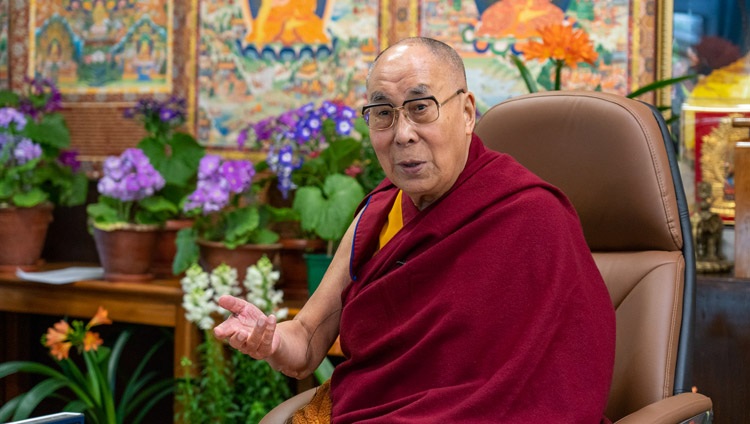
[474,91,712,423]
[262,91,714,423]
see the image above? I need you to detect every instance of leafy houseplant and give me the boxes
[0,78,88,268]
[0,307,173,424]
[0,77,88,209]
[87,148,176,280]
[173,154,282,275]
[124,96,205,217]
[243,100,383,256]
[86,148,175,228]
[177,256,291,423]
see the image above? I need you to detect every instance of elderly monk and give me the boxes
[214,37,616,423]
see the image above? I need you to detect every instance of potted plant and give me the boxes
[172,154,282,281]
[177,255,291,423]
[124,96,205,277]
[0,77,88,270]
[0,306,173,424]
[87,148,176,281]
[241,100,384,295]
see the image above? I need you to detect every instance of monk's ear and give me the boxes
[463,91,476,134]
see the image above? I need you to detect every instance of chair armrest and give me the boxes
[259,387,317,424]
[615,393,713,424]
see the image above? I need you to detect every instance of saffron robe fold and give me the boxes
[330,135,616,423]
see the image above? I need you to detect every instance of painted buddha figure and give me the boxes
[476,0,566,40]
[242,0,329,48]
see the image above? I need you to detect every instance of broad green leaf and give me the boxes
[23,113,71,148]
[12,379,69,420]
[173,227,199,274]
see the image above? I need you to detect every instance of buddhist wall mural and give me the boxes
[197,0,379,147]
[28,0,173,94]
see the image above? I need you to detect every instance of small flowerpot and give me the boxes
[197,239,282,283]
[0,203,54,271]
[278,238,326,308]
[303,252,333,296]
[93,223,159,282]
[151,219,193,278]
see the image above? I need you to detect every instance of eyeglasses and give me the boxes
[361,89,465,131]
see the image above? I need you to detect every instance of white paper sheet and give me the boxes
[16,267,104,284]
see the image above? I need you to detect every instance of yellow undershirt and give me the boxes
[378,190,404,249]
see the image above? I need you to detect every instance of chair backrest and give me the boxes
[474,91,696,422]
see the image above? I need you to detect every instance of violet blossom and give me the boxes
[183,154,256,215]
[241,100,360,199]
[97,148,165,202]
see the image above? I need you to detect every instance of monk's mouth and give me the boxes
[398,161,426,173]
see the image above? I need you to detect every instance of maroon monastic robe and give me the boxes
[329,135,616,423]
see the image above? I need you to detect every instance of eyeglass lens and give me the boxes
[364,98,440,130]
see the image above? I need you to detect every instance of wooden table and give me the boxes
[0,266,198,401]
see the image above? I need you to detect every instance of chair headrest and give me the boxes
[475,91,682,252]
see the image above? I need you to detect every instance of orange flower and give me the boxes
[87,306,112,329]
[83,331,104,352]
[44,320,71,347]
[517,23,598,68]
[49,341,73,360]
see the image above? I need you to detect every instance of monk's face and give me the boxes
[366,44,476,209]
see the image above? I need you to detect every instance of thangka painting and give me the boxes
[197,0,379,147]
[420,0,668,112]
[0,0,8,89]
[28,0,173,94]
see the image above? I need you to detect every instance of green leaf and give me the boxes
[138,132,205,187]
[23,113,71,148]
[87,202,120,225]
[626,74,697,98]
[0,396,22,422]
[12,188,48,207]
[293,174,364,242]
[0,361,68,380]
[0,89,20,107]
[224,207,260,247]
[510,54,539,93]
[173,227,199,274]
[12,378,69,420]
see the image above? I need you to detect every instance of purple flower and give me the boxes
[184,155,256,215]
[0,107,28,130]
[198,155,222,179]
[220,159,254,194]
[13,138,42,164]
[98,148,165,202]
[58,150,81,172]
[336,118,353,135]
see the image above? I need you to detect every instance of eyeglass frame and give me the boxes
[361,88,466,131]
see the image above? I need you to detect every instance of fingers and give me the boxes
[228,314,277,359]
[217,295,244,314]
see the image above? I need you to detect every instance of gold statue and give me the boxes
[694,181,733,273]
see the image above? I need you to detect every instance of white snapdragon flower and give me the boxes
[243,255,285,316]
[181,264,222,330]
[209,263,242,314]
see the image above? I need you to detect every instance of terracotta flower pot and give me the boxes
[197,239,282,283]
[151,219,193,278]
[93,223,159,282]
[0,203,54,271]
